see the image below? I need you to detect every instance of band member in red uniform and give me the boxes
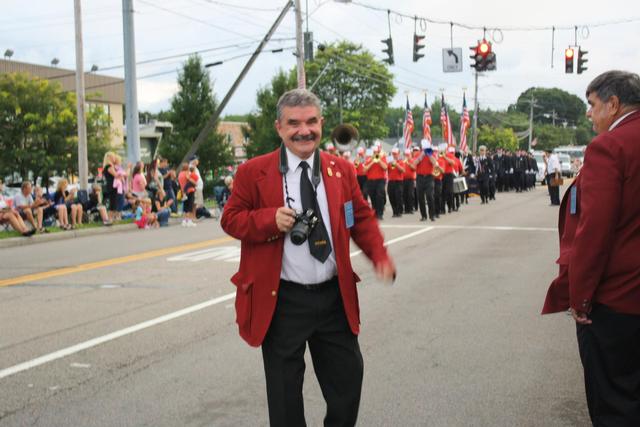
[442,146,457,213]
[402,148,417,214]
[221,89,396,427]
[433,145,446,217]
[363,145,388,220]
[387,147,406,218]
[413,141,436,221]
[354,147,367,198]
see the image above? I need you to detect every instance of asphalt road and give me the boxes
[0,184,590,426]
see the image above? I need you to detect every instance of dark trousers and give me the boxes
[478,177,490,203]
[416,174,435,220]
[366,179,386,219]
[546,174,561,205]
[496,173,506,192]
[514,171,524,192]
[357,175,367,200]
[387,180,403,216]
[443,173,455,213]
[402,179,415,213]
[262,280,364,427]
[434,180,443,214]
[489,175,496,199]
[577,304,640,426]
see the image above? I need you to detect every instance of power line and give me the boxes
[349,1,640,32]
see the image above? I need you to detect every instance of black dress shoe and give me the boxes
[420,216,428,221]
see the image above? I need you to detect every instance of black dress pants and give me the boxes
[443,173,455,213]
[387,180,403,216]
[478,177,490,203]
[402,179,415,213]
[577,304,640,427]
[416,174,435,220]
[262,280,364,427]
[434,180,443,214]
[546,174,561,205]
[366,179,386,219]
[356,175,367,200]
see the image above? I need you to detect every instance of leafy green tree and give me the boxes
[0,72,111,182]
[244,69,298,158]
[510,87,587,127]
[305,41,396,143]
[477,125,518,151]
[158,55,233,175]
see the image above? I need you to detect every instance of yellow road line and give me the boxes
[0,236,234,288]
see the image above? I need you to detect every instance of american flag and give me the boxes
[422,95,432,142]
[459,93,470,153]
[403,98,414,150]
[440,94,454,146]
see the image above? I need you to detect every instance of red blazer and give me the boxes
[542,111,640,315]
[221,149,391,346]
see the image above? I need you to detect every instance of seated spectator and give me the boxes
[34,186,56,228]
[133,198,157,229]
[0,180,35,237]
[14,181,47,233]
[87,184,112,226]
[53,178,83,230]
[153,188,172,227]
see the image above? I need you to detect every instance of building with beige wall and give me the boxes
[217,121,248,163]
[0,58,125,150]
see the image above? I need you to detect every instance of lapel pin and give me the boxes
[336,171,342,178]
[330,160,336,166]
[327,167,333,177]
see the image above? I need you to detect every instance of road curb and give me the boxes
[0,216,202,250]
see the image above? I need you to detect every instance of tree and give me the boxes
[158,55,233,175]
[0,72,111,182]
[477,125,519,151]
[305,41,396,144]
[510,87,587,127]
[244,69,298,158]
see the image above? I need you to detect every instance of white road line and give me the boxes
[0,293,235,380]
[0,227,434,381]
[380,224,555,232]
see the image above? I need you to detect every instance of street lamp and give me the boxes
[90,64,99,72]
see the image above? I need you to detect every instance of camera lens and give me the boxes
[290,223,309,245]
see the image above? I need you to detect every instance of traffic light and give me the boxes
[577,48,588,74]
[413,33,425,62]
[469,39,493,72]
[565,47,574,73]
[381,38,394,65]
[304,31,313,61]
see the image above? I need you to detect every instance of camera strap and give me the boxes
[280,144,321,208]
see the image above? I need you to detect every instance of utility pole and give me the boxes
[471,70,479,154]
[122,0,140,163]
[73,0,88,191]
[528,94,536,151]
[294,0,305,88]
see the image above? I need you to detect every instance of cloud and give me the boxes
[137,79,178,112]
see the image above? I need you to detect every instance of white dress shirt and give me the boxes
[280,148,337,284]
[546,153,561,174]
[609,110,638,131]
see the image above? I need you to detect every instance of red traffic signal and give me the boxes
[478,41,490,55]
[565,47,574,73]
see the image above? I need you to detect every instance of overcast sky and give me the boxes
[3,0,639,117]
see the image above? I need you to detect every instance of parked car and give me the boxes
[558,153,573,177]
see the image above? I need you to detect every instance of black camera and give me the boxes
[290,209,319,245]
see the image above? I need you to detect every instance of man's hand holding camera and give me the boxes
[275,207,296,233]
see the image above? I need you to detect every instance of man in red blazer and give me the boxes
[221,89,395,427]
[542,70,640,426]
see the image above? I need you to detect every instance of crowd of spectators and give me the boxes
[1,152,235,238]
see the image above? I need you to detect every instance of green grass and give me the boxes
[0,219,134,240]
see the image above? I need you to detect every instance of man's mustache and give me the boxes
[292,133,316,142]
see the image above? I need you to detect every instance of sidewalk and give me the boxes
[0,216,214,250]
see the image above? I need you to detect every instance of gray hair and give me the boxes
[276,89,322,121]
[586,70,640,107]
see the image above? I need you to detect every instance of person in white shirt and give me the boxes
[189,155,204,210]
[13,181,46,232]
[544,150,562,205]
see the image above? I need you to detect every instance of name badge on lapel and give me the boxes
[570,186,578,215]
[344,200,354,228]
